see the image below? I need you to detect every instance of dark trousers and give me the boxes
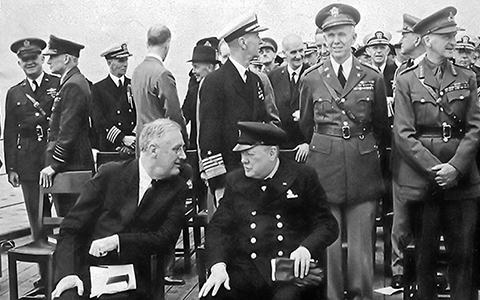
[412,198,477,300]
[201,260,322,300]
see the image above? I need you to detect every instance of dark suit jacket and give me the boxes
[46,67,93,172]
[206,159,338,285]
[181,75,200,149]
[4,73,59,181]
[299,58,388,205]
[91,76,136,151]
[383,58,397,97]
[198,58,280,173]
[54,159,188,295]
[131,56,187,144]
[393,58,480,201]
[268,64,309,148]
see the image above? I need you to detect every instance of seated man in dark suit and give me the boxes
[199,122,338,300]
[51,118,188,299]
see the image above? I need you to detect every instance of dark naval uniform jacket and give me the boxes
[4,73,59,181]
[383,58,398,97]
[54,159,188,295]
[268,64,309,149]
[299,58,389,205]
[205,159,338,285]
[393,58,480,201]
[198,58,280,173]
[46,66,93,172]
[91,76,136,151]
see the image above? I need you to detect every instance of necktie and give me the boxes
[33,80,39,93]
[140,179,158,206]
[290,71,297,94]
[435,66,443,83]
[338,64,346,88]
[118,79,123,88]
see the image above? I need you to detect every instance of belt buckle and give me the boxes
[342,125,351,139]
[442,122,451,142]
[36,125,44,142]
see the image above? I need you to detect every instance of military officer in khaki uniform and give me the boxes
[299,4,389,300]
[4,38,59,240]
[393,7,480,300]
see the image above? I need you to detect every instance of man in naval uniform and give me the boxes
[299,4,389,300]
[394,6,480,300]
[91,42,136,153]
[199,122,338,300]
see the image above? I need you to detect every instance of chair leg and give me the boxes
[196,246,206,291]
[8,254,18,300]
[46,255,54,300]
[182,223,191,273]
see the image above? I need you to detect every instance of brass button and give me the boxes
[117,110,121,114]
[251,252,257,259]
[250,223,256,229]
[277,222,283,229]
[278,250,284,256]
[251,211,257,216]
[277,235,284,242]
[420,99,425,103]
[276,214,281,219]
[250,237,257,244]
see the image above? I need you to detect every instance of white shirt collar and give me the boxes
[109,73,125,87]
[146,53,164,63]
[264,158,280,180]
[287,65,302,83]
[27,72,44,91]
[138,159,154,205]
[330,54,353,80]
[229,57,248,82]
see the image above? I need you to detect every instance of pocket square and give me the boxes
[286,189,298,199]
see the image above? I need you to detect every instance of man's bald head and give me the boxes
[147,24,171,47]
[282,34,304,69]
[282,34,303,52]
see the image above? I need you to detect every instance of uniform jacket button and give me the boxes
[277,222,283,229]
[276,214,281,219]
[250,237,257,244]
[251,211,257,216]
[278,250,284,256]
[277,235,284,242]
[250,223,256,229]
[251,252,257,259]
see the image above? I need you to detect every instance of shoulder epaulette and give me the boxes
[302,61,324,77]
[10,79,26,90]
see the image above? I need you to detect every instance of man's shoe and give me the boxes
[390,275,404,289]
[164,276,185,285]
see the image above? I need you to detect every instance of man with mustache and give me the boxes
[394,6,480,299]
[90,43,136,154]
[4,37,59,288]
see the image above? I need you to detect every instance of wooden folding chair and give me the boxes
[8,170,92,300]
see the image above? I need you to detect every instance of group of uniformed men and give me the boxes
[3,2,480,300]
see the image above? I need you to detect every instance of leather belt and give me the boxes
[416,123,464,142]
[315,125,371,139]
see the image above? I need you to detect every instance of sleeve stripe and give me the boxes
[106,126,122,143]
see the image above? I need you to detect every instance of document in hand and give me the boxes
[90,264,137,298]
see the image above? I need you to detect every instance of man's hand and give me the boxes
[292,110,300,122]
[431,163,459,188]
[122,135,135,147]
[292,267,324,287]
[39,166,56,188]
[290,246,311,279]
[198,263,230,298]
[294,143,309,163]
[89,235,119,257]
[51,275,84,299]
[8,171,20,187]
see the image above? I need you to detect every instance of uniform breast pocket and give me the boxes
[313,97,332,118]
[357,133,378,156]
[411,94,437,122]
[446,89,469,116]
[353,91,374,119]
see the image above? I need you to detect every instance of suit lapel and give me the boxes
[60,66,80,87]
[116,160,140,225]
[265,159,297,202]
[279,66,291,101]
[342,59,366,97]
[321,60,343,94]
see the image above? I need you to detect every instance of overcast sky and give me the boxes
[0,0,479,127]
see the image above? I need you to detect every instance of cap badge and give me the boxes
[461,36,470,43]
[447,12,454,22]
[330,6,339,17]
[204,41,212,47]
[121,43,127,51]
[375,31,384,39]
[23,40,30,47]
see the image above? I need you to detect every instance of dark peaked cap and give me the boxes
[413,6,464,36]
[233,122,287,152]
[398,13,421,33]
[315,3,360,31]
[43,34,85,57]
